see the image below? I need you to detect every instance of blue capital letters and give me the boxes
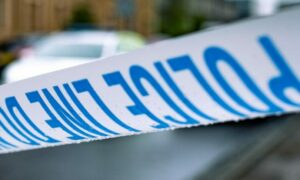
[259,36,300,107]
[204,46,282,113]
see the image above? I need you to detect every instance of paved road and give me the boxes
[0,115,297,180]
[241,117,300,180]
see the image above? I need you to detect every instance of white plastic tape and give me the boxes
[1,8,300,154]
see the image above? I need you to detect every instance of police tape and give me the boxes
[1,8,300,154]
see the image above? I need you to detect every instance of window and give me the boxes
[35,44,103,59]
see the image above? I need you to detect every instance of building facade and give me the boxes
[0,0,156,42]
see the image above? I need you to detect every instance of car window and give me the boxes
[35,44,102,59]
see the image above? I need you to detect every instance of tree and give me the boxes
[160,0,205,37]
[70,4,94,24]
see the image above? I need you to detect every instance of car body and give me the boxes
[3,31,145,83]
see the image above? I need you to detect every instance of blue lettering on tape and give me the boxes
[1,29,299,152]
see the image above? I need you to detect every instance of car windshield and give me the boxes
[35,44,102,59]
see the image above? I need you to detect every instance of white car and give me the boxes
[3,31,144,83]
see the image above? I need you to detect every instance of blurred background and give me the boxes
[1,0,300,180]
[1,0,300,83]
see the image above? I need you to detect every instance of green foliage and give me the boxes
[160,0,205,37]
[70,4,94,24]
